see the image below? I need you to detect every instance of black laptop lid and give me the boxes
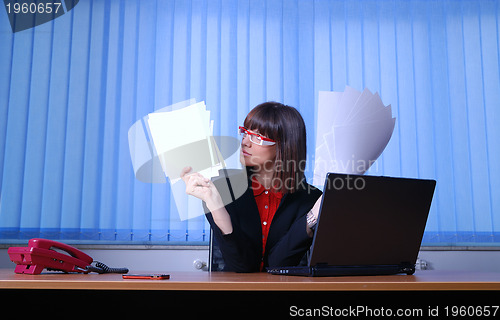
[309,173,436,267]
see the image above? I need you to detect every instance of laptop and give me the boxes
[267,173,436,277]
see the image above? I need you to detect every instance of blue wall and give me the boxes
[0,0,499,245]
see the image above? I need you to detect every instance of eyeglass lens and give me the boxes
[239,127,263,144]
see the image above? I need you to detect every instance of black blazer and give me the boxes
[205,171,322,272]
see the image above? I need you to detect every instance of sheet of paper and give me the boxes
[334,86,361,126]
[332,117,396,174]
[345,87,373,123]
[313,87,396,181]
[147,101,210,154]
[348,93,387,124]
[353,104,393,125]
[147,101,217,182]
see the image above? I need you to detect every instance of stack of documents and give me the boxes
[146,101,223,184]
[128,99,223,185]
[313,86,396,187]
[127,100,220,220]
[128,99,243,220]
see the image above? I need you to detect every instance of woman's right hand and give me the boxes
[180,166,232,235]
[180,167,224,212]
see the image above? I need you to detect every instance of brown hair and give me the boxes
[243,102,307,194]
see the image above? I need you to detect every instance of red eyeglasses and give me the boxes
[238,126,276,146]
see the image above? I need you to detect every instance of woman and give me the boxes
[181,102,322,272]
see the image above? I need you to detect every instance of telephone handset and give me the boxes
[8,238,128,275]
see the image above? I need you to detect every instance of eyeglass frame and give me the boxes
[238,126,276,146]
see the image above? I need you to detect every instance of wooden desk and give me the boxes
[1,269,500,291]
[2,269,499,317]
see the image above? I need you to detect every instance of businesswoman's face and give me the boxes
[240,127,277,170]
[240,102,307,194]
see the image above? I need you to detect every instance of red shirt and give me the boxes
[252,178,283,270]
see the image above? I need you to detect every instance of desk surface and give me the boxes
[1,269,500,291]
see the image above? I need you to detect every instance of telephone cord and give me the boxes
[86,261,129,274]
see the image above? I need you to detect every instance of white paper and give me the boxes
[345,87,373,123]
[313,87,396,187]
[147,102,210,155]
[334,86,361,126]
[127,99,197,183]
[348,92,386,124]
[331,117,396,174]
[146,101,219,183]
[128,99,245,221]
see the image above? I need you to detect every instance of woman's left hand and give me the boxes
[306,195,323,237]
[310,195,322,219]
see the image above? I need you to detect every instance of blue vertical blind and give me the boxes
[0,0,499,245]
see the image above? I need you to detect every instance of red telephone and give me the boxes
[8,238,128,275]
[8,238,93,274]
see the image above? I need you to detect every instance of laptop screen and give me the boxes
[308,173,436,267]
